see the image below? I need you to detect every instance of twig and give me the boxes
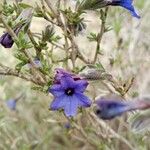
[93,7,108,64]
[0,14,46,84]
[0,15,18,40]
[0,63,41,85]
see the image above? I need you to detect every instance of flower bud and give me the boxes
[79,68,112,81]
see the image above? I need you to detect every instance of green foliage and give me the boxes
[15,31,33,50]
[18,3,32,9]
[41,25,61,43]
[15,61,27,72]
[62,8,84,26]
[2,3,14,16]
[87,32,98,42]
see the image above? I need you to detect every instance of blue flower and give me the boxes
[49,70,92,117]
[6,99,17,110]
[95,97,131,120]
[108,0,140,18]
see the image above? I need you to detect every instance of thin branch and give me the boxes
[93,7,108,64]
[0,14,46,84]
[0,63,41,85]
[0,15,18,40]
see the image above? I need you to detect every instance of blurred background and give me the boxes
[0,0,150,149]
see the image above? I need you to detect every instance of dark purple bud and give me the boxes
[0,32,14,48]
[0,8,33,48]
[0,27,21,48]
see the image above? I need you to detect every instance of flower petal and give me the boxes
[64,95,78,117]
[75,80,88,93]
[60,76,76,89]
[110,0,140,18]
[49,84,64,97]
[50,94,67,110]
[76,93,92,107]
[120,1,140,18]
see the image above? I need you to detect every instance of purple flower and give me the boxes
[49,70,92,117]
[95,98,130,120]
[108,0,140,18]
[6,99,17,110]
[0,27,21,48]
[95,96,150,120]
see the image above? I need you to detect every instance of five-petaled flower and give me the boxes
[49,69,92,117]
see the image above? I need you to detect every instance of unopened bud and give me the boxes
[79,68,112,81]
